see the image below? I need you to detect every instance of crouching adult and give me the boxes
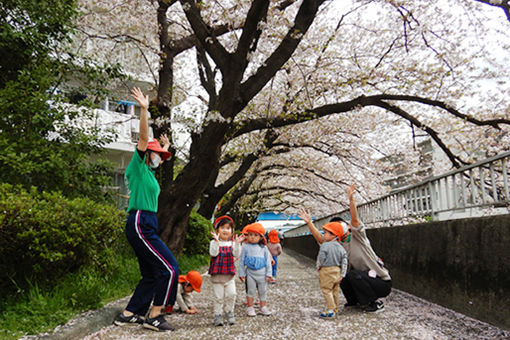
[338,184,391,313]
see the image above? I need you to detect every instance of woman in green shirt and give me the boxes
[113,87,177,332]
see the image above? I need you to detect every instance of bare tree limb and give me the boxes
[475,0,510,21]
[239,0,326,109]
[233,0,269,68]
[179,0,231,72]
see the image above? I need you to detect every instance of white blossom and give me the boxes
[181,2,191,11]
[204,110,227,124]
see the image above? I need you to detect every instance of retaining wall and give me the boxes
[283,214,510,329]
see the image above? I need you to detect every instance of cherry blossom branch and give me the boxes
[247,186,344,204]
[372,94,510,128]
[372,100,465,168]
[233,94,508,150]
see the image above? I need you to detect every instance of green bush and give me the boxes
[0,236,140,340]
[0,183,126,296]
[182,210,212,256]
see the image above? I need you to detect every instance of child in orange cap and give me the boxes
[170,271,202,314]
[239,223,273,316]
[298,209,348,318]
[267,229,282,284]
[209,216,244,326]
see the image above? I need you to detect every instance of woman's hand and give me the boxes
[130,87,149,110]
[239,276,245,283]
[160,134,170,150]
[131,87,149,149]
[347,184,361,227]
[266,276,271,282]
[297,208,312,224]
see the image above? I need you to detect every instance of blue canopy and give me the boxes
[256,212,301,221]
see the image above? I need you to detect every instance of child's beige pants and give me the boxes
[319,266,341,310]
[212,279,236,315]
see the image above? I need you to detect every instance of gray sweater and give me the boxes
[316,240,348,277]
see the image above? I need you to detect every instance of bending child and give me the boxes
[239,223,272,317]
[209,216,244,326]
[172,271,202,314]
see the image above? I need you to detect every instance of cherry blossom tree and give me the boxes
[72,0,510,253]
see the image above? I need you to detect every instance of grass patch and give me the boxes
[178,254,210,273]
[0,251,209,339]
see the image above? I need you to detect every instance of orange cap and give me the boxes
[241,225,249,235]
[322,222,349,241]
[178,270,202,292]
[268,229,280,243]
[244,222,265,237]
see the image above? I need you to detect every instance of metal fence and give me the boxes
[357,151,510,226]
[285,151,510,237]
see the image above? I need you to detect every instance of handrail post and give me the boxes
[503,158,509,200]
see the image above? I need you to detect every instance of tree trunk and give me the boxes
[157,123,227,254]
[154,0,325,253]
[197,190,222,220]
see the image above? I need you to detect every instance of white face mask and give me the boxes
[149,153,161,169]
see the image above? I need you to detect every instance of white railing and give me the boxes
[285,151,510,237]
[357,151,510,225]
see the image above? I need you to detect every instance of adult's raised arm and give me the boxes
[297,208,323,244]
[130,87,149,152]
[347,184,360,228]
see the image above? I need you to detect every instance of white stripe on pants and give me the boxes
[212,279,236,315]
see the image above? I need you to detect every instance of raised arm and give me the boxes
[297,208,323,244]
[347,184,360,228]
[130,87,149,152]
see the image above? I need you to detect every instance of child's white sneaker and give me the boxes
[247,306,256,317]
[259,306,272,316]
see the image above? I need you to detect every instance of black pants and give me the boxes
[340,269,392,306]
[125,210,179,316]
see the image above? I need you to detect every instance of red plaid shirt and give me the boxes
[209,245,236,275]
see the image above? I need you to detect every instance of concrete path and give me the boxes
[47,250,510,339]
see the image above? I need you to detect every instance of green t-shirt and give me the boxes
[125,150,160,213]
